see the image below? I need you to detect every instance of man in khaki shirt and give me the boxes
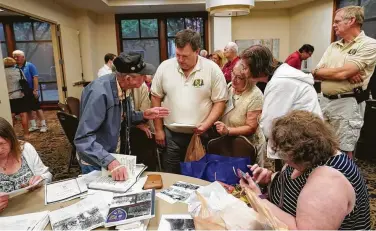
[151,29,228,173]
[312,6,376,158]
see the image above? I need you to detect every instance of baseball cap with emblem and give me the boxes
[113,51,156,75]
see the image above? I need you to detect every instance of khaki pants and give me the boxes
[320,96,365,152]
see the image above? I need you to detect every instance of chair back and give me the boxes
[57,111,79,146]
[207,135,257,161]
[66,97,80,118]
[58,102,70,113]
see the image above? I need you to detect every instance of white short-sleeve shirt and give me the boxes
[151,56,228,133]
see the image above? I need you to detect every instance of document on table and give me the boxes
[45,177,88,205]
[89,164,147,193]
[49,192,111,231]
[157,181,202,204]
[157,214,194,231]
[6,178,44,199]
[0,210,50,231]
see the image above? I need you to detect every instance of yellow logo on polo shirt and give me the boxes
[193,79,204,87]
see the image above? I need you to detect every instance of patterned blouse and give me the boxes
[0,156,34,193]
[221,84,265,147]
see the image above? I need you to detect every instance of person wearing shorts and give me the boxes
[4,57,30,137]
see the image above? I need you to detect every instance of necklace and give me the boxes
[0,155,10,171]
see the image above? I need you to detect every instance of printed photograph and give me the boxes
[127,201,152,218]
[172,182,200,191]
[160,188,191,201]
[111,194,137,206]
[136,191,152,203]
[52,217,80,231]
[165,218,195,231]
[77,207,105,230]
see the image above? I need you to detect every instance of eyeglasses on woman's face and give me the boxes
[231,71,246,81]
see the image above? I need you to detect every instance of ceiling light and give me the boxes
[206,0,255,17]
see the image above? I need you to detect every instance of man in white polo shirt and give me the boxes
[151,29,228,173]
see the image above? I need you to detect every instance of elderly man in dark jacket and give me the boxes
[74,52,169,179]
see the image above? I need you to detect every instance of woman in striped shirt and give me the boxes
[240,110,370,230]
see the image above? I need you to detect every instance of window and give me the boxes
[116,12,208,65]
[167,17,205,58]
[120,19,160,68]
[10,21,58,102]
[0,23,7,58]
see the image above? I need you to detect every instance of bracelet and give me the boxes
[226,127,230,136]
[110,165,126,173]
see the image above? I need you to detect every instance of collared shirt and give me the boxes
[98,64,112,77]
[151,56,228,133]
[285,51,302,70]
[317,31,376,95]
[16,61,38,89]
[222,56,240,82]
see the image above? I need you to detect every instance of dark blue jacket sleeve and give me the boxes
[74,90,115,168]
[131,111,145,125]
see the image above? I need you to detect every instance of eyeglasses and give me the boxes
[231,73,246,81]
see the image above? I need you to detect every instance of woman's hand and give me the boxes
[136,124,153,139]
[249,164,273,185]
[0,193,9,213]
[240,173,262,195]
[214,121,229,136]
[27,175,43,191]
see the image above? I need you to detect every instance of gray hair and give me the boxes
[226,42,238,54]
[336,6,364,27]
[12,50,25,56]
[200,49,208,57]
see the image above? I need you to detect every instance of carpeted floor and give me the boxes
[13,110,376,228]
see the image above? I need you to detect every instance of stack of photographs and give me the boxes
[105,189,156,227]
[156,181,201,204]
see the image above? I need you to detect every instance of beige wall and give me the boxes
[232,9,291,61]
[289,0,333,67]
[0,0,118,100]
[95,14,118,72]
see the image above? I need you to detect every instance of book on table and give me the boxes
[45,176,88,205]
[0,210,50,231]
[105,189,156,227]
[88,154,147,193]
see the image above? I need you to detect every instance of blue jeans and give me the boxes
[80,164,101,174]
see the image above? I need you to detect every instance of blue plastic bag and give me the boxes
[180,154,252,185]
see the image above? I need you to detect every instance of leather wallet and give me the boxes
[143,174,163,190]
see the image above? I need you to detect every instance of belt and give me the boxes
[323,93,356,100]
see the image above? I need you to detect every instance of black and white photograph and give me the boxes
[136,191,152,203]
[52,217,80,231]
[77,207,105,230]
[111,194,137,206]
[158,215,195,231]
[105,189,156,227]
[127,201,153,218]
[51,207,105,231]
[172,181,201,191]
[158,187,191,203]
